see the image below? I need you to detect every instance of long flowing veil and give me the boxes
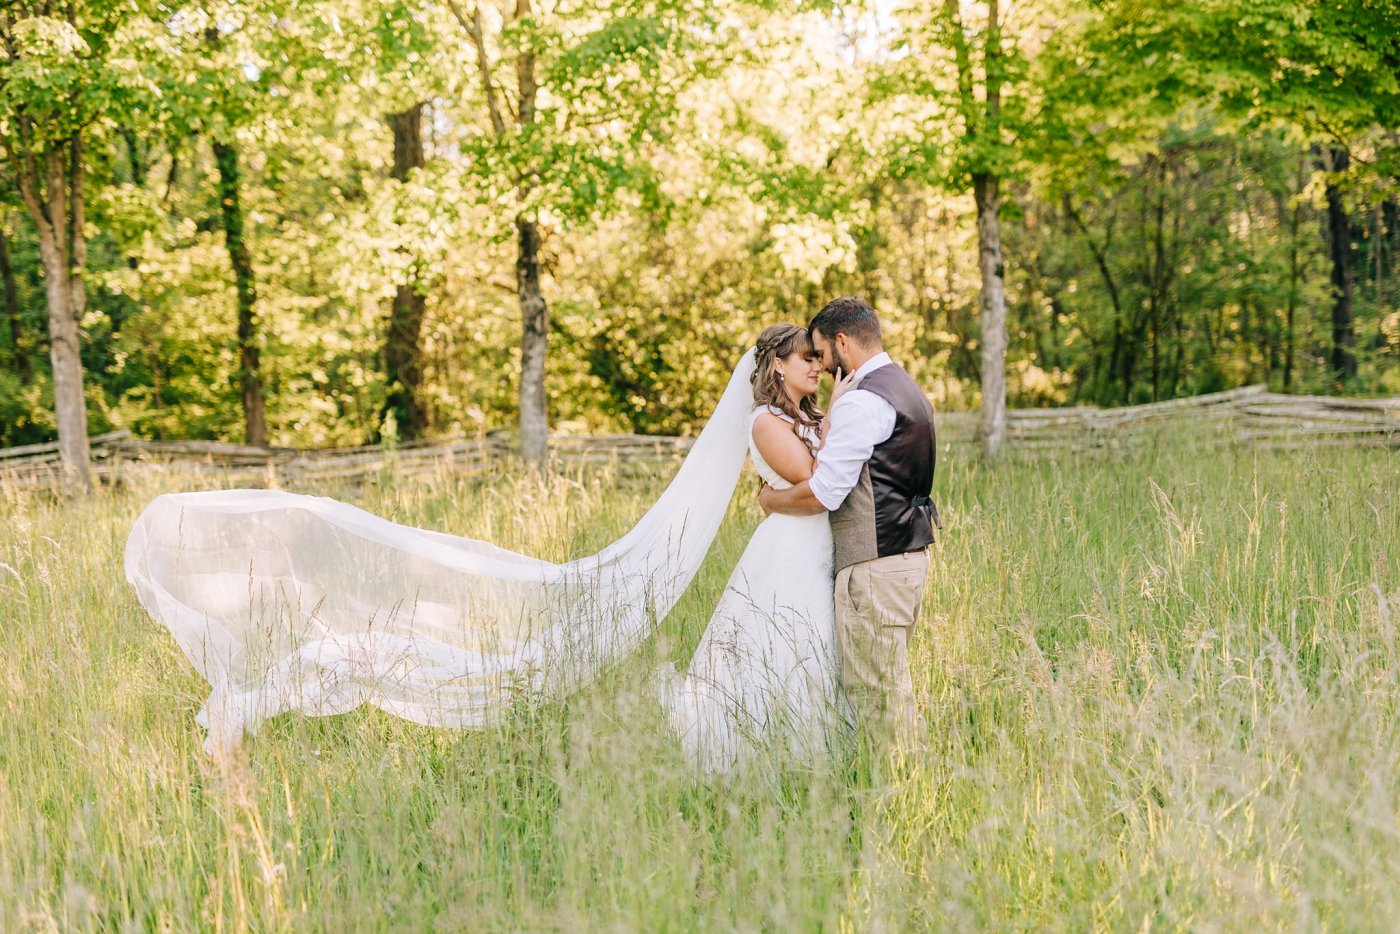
[125,348,759,753]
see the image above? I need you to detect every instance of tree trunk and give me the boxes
[1384,199,1399,358]
[121,128,147,186]
[958,0,1005,461]
[1119,333,1137,403]
[1284,187,1301,391]
[514,1,548,467]
[452,0,548,464]
[30,141,92,492]
[1322,147,1357,384]
[1149,314,1160,400]
[212,137,266,446]
[8,125,92,489]
[1047,295,1064,371]
[973,172,1007,460]
[1370,201,1395,352]
[1169,313,1184,396]
[1383,199,1398,282]
[0,223,29,385]
[383,103,428,441]
[516,216,549,465]
[1149,185,1167,401]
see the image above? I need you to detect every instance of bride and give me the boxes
[125,325,845,771]
[658,323,848,773]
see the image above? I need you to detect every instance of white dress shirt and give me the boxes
[808,352,898,512]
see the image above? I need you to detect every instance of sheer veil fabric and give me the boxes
[125,349,759,753]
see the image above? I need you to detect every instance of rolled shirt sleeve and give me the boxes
[809,389,897,511]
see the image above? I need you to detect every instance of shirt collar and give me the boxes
[851,351,892,386]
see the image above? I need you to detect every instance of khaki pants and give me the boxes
[835,549,929,748]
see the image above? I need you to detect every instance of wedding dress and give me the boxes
[126,350,764,754]
[656,408,839,775]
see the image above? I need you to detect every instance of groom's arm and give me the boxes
[759,479,827,516]
[759,391,895,517]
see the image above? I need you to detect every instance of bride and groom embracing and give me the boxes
[658,296,939,773]
[124,297,937,774]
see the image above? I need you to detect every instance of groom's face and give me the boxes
[811,331,844,376]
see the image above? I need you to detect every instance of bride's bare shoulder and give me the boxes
[750,410,815,484]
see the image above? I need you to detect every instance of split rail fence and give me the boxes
[2,385,1396,490]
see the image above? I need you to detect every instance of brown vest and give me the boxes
[829,363,939,572]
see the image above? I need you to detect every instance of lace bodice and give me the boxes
[747,406,818,490]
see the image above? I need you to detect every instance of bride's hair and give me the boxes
[751,324,824,455]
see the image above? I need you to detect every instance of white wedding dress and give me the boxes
[124,348,834,763]
[656,407,839,775]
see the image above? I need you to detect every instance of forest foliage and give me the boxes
[1,0,1397,453]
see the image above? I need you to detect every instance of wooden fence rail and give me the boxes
[2,384,1396,490]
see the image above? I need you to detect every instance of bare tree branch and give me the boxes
[516,0,537,128]
[444,0,509,135]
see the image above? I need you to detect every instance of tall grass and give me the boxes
[1,438,1396,930]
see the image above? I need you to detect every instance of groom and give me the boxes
[759,296,938,747]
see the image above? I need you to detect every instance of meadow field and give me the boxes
[1,437,1397,931]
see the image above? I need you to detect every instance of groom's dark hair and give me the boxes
[809,296,882,348]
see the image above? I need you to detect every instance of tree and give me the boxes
[1320,145,1357,382]
[1190,0,1399,389]
[383,101,430,440]
[361,0,456,443]
[443,0,704,465]
[1058,0,1400,388]
[873,0,1038,459]
[0,210,29,385]
[0,5,164,489]
[195,17,269,445]
[948,0,1010,460]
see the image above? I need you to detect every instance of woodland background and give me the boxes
[2,0,1397,469]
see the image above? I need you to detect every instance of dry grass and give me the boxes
[0,437,1396,930]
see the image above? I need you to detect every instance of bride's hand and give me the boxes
[828,367,858,408]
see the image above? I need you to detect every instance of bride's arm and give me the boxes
[817,368,858,451]
[750,413,816,486]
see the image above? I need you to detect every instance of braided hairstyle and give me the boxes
[750,323,824,456]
